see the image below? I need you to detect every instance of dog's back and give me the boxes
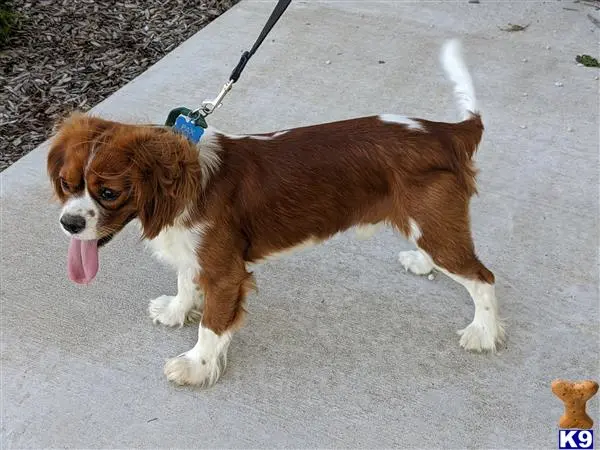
[207,39,486,259]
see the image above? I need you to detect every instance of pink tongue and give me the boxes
[67,239,99,284]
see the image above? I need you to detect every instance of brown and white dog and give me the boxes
[47,40,505,387]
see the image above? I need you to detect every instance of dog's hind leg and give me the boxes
[406,219,504,352]
[395,179,505,352]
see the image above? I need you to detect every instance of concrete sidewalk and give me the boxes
[2,1,598,448]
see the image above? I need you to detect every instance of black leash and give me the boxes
[165,0,292,140]
[230,0,292,83]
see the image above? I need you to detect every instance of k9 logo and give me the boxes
[559,429,594,449]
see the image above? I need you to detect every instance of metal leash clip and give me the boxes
[170,0,290,124]
[192,79,234,118]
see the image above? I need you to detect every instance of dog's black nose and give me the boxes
[60,214,86,234]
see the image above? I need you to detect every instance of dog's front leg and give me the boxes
[148,267,203,327]
[164,231,253,387]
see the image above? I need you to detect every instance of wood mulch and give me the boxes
[0,0,238,171]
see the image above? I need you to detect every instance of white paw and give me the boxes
[398,250,434,275]
[148,295,202,327]
[164,350,226,387]
[457,320,505,353]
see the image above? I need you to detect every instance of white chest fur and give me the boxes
[146,223,205,271]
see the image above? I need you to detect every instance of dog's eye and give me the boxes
[60,177,70,191]
[99,187,120,201]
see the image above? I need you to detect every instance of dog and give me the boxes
[47,39,505,387]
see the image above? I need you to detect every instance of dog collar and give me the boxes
[165,107,207,144]
[163,0,291,144]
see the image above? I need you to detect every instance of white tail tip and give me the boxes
[441,39,478,121]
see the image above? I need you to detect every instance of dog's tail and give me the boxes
[441,39,479,122]
[440,39,483,163]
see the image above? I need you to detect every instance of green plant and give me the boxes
[576,54,600,68]
[0,3,18,48]
[499,23,530,32]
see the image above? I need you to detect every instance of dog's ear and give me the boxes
[130,129,202,239]
[47,112,117,202]
[47,113,80,201]
[47,112,86,202]
[47,139,67,202]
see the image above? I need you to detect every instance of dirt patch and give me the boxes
[0,0,238,172]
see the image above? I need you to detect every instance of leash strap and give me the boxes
[229,0,292,83]
[194,0,292,118]
[166,0,292,135]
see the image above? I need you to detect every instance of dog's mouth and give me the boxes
[67,233,112,284]
[67,238,100,285]
[98,233,114,248]
[66,215,135,285]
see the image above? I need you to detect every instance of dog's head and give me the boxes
[47,112,202,284]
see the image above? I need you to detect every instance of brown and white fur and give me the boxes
[47,40,505,387]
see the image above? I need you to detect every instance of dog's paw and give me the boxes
[398,250,434,276]
[164,351,226,387]
[148,295,202,327]
[457,320,505,353]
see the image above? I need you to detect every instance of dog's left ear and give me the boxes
[47,139,66,202]
[47,113,83,201]
[130,130,202,239]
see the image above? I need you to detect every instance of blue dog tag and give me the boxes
[173,114,205,144]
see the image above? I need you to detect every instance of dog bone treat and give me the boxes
[551,379,599,429]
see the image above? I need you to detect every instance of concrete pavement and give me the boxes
[2,1,599,448]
